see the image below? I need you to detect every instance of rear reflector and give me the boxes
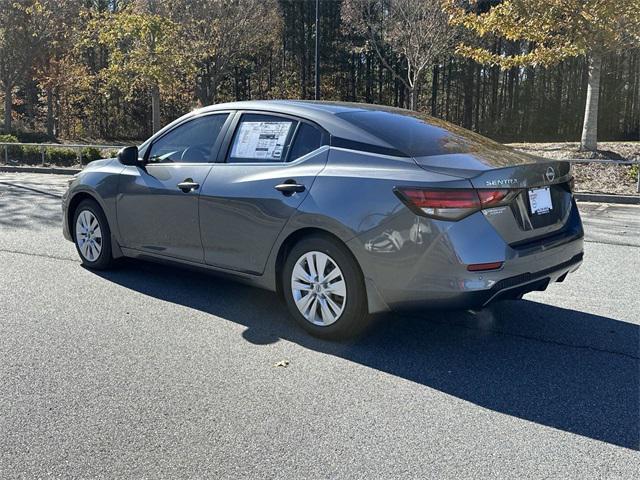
[394,187,515,221]
[467,261,504,272]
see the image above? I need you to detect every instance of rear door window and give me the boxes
[288,123,324,161]
[228,114,297,163]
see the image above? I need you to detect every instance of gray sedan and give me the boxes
[62,101,584,338]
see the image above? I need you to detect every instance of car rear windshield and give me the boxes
[336,109,509,158]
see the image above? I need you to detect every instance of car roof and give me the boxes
[199,99,373,116]
[148,100,491,159]
[194,100,409,154]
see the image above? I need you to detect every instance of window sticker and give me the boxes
[231,121,292,160]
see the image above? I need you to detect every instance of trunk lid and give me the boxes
[412,150,571,189]
[413,150,575,246]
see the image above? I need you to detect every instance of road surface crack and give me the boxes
[403,313,640,361]
[476,326,639,361]
[0,181,64,199]
[0,248,76,263]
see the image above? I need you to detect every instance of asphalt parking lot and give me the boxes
[0,173,639,479]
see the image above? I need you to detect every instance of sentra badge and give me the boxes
[485,178,518,187]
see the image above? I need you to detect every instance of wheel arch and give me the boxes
[273,226,390,316]
[274,228,359,300]
[67,191,101,236]
[67,190,124,259]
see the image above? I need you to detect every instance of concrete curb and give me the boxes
[575,193,640,205]
[0,165,81,175]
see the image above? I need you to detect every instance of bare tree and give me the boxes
[167,0,280,106]
[35,0,85,137]
[0,0,41,132]
[346,0,457,110]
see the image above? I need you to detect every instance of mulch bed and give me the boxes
[508,142,639,196]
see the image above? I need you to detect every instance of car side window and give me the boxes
[227,114,297,163]
[148,113,228,164]
[288,123,323,161]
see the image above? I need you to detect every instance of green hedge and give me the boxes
[0,134,21,161]
[48,148,78,166]
[82,147,102,162]
[20,146,43,165]
[2,144,79,166]
[1,140,110,166]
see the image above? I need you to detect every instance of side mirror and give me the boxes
[117,146,141,166]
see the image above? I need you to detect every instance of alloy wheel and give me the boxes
[290,251,347,326]
[75,210,103,262]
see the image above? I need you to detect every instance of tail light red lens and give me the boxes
[400,189,480,209]
[395,187,515,220]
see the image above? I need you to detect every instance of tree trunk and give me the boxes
[151,85,161,134]
[553,63,563,138]
[46,86,54,138]
[3,84,12,133]
[409,86,417,110]
[431,63,439,116]
[462,60,474,129]
[581,53,602,151]
[378,62,383,103]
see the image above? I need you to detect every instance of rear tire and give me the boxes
[282,235,369,339]
[72,199,114,270]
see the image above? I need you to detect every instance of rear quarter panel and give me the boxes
[288,148,471,240]
[259,148,471,301]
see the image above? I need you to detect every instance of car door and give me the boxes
[200,112,329,274]
[117,112,232,262]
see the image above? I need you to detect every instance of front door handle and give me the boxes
[177,179,200,193]
[275,180,306,196]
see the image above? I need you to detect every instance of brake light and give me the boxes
[394,188,514,220]
[401,189,480,209]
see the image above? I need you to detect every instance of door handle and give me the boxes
[177,179,200,193]
[274,180,306,196]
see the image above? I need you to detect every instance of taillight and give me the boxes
[394,187,515,220]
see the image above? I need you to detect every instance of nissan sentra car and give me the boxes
[62,100,584,339]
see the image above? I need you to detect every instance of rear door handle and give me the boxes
[177,179,200,193]
[274,180,305,196]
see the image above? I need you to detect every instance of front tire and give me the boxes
[73,199,113,270]
[282,235,369,339]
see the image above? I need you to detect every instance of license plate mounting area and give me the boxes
[528,187,553,215]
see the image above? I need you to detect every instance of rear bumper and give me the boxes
[390,252,583,311]
[347,199,584,313]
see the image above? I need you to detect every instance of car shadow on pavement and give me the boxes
[93,259,640,451]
